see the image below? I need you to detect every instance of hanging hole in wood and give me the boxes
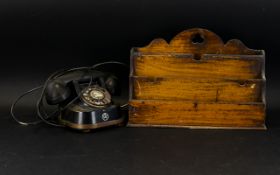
[191,33,204,44]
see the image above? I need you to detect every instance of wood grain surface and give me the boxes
[133,54,264,79]
[136,28,263,56]
[129,100,265,128]
[132,77,264,103]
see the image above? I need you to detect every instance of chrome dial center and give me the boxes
[90,90,105,100]
[81,86,111,107]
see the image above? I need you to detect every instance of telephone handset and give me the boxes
[45,70,118,105]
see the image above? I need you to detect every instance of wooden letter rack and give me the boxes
[128,28,266,129]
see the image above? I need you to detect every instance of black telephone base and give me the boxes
[59,104,124,130]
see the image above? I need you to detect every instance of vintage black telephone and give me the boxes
[10,61,128,131]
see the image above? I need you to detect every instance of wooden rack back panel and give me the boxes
[129,28,266,129]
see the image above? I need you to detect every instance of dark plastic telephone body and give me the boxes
[44,69,124,131]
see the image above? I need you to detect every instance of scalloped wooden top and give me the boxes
[136,28,263,56]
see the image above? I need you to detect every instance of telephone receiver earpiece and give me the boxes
[45,80,71,105]
[105,75,118,95]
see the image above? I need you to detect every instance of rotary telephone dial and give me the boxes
[11,62,128,131]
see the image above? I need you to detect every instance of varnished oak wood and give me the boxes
[129,100,265,128]
[132,54,263,79]
[132,77,264,103]
[136,28,263,56]
[129,28,266,129]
